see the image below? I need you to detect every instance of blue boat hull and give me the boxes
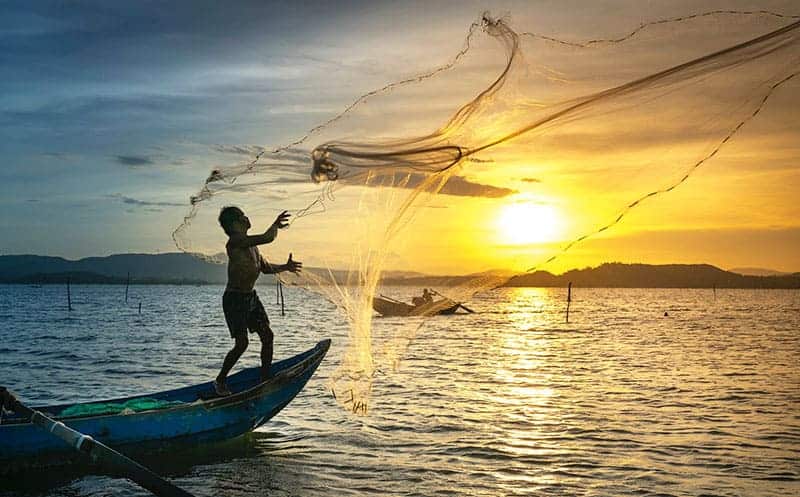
[0,339,330,474]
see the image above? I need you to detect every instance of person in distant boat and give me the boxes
[412,288,435,307]
[214,206,302,396]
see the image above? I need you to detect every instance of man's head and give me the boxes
[218,206,251,235]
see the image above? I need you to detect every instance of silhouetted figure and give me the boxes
[214,207,302,396]
[422,288,434,304]
[412,288,435,307]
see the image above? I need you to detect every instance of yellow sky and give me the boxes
[394,126,800,275]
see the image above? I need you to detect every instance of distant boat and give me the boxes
[372,295,462,317]
[0,339,330,474]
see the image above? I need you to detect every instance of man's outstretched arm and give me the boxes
[261,253,302,274]
[229,211,290,248]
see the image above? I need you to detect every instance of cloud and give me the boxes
[115,155,154,167]
[107,194,184,208]
[520,177,541,183]
[372,173,516,198]
[441,175,516,198]
[114,152,187,167]
[212,144,266,156]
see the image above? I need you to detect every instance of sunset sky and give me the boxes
[2,0,799,274]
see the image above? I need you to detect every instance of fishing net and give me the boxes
[59,398,185,418]
[173,9,800,414]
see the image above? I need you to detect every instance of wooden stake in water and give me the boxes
[566,282,572,324]
[125,272,130,303]
[279,280,285,316]
[67,277,73,312]
[138,302,142,314]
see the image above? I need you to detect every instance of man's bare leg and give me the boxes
[216,334,249,394]
[258,328,274,381]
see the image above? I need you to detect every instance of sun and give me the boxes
[497,202,561,245]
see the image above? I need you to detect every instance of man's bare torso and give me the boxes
[226,242,262,292]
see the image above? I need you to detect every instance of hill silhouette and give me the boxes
[0,253,228,284]
[0,254,436,286]
[729,267,790,277]
[504,263,800,289]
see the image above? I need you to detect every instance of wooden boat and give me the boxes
[372,296,461,317]
[0,339,330,474]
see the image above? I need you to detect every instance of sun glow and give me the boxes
[498,202,561,245]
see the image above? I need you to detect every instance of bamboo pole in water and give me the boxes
[279,280,285,316]
[566,282,572,323]
[0,388,196,497]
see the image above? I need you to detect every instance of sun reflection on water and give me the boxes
[488,287,564,472]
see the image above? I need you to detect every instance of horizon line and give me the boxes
[0,252,797,276]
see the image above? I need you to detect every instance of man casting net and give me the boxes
[174,10,800,413]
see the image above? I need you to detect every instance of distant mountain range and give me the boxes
[504,263,800,288]
[0,253,228,285]
[728,267,790,277]
[0,254,798,288]
[0,253,439,286]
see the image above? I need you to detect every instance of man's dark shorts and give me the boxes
[222,290,271,338]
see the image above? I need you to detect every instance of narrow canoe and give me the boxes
[372,297,461,317]
[0,339,330,474]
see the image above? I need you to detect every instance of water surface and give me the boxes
[1,285,798,496]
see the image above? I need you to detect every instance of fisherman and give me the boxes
[412,288,435,307]
[214,206,302,396]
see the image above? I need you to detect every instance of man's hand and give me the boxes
[234,210,292,248]
[262,210,290,244]
[271,210,291,230]
[286,253,302,274]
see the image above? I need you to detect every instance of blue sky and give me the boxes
[1,0,493,257]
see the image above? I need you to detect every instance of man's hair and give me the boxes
[218,206,243,235]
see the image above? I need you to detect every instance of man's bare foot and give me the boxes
[213,379,232,396]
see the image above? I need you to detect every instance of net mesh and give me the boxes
[59,398,185,418]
